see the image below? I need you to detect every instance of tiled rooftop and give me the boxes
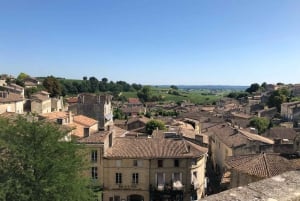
[39,111,69,120]
[128,98,142,104]
[0,92,24,103]
[266,127,297,140]
[73,115,98,127]
[105,137,207,159]
[210,124,273,148]
[77,130,111,144]
[226,153,299,178]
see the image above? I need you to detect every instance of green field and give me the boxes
[122,87,225,105]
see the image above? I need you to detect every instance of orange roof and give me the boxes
[73,115,98,127]
[128,98,141,104]
[39,111,68,120]
[67,97,78,104]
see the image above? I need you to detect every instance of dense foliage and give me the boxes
[245,83,260,94]
[249,117,270,134]
[267,88,291,111]
[145,119,166,134]
[0,117,93,201]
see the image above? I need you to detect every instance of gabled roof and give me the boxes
[39,111,68,120]
[105,137,207,159]
[267,127,297,140]
[128,98,142,104]
[77,130,111,144]
[226,153,298,178]
[66,97,78,104]
[0,92,24,103]
[210,124,273,148]
[127,116,150,125]
[73,115,98,127]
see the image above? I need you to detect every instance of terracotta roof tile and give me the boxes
[114,126,128,137]
[266,127,297,140]
[211,124,273,148]
[226,153,298,178]
[39,111,68,120]
[73,115,98,127]
[128,98,142,104]
[127,116,150,125]
[66,97,78,104]
[0,92,24,103]
[77,131,111,144]
[105,137,207,159]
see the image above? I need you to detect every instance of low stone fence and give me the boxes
[201,171,300,201]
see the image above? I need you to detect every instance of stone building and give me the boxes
[31,91,51,114]
[70,93,113,131]
[224,153,300,189]
[281,101,300,121]
[0,91,24,114]
[103,133,208,201]
[208,124,274,175]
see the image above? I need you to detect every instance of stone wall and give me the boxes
[200,171,300,201]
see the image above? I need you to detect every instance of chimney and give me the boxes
[68,111,73,124]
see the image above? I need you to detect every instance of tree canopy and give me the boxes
[267,88,290,111]
[145,119,166,134]
[249,117,270,134]
[43,76,62,97]
[0,117,93,201]
[245,83,260,94]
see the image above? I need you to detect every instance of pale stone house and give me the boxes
[39,111,99,139]
[0,91,24,114]
[225,153,299,189]
[31,91,51,114]
[208,124,274,175]
[103,134,208,201]
[281,101,300,121]
[70,93,113,131]
[23,77,40,88]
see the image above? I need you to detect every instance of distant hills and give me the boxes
[155,85,248,91]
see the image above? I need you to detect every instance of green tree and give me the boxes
[17,72,29,81]
[267,88,290,111]
[113,108,125,120]
[0,117,93,201]
[88,77,99,93]
[246,83,260,94]
[261,82,267,90]
[145,119,166,134]
[137,86,152,102]
[43,76,62,97]
[249,117,270,134]
[170,85,178,90]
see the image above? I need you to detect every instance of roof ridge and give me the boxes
[262,153,271,177]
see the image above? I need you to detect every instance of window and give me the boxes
[174,159,179,167]
[57,118,63,125]
[91,150,97,162]
[114,196,120,201]
[132,173,139,184]
[84,127,90,137]
[116,173,122,184]
[158,159,163,168]
[109,133,112,147]
[133,160,143,167]
[156,172,165,185]
[172,172,182,182]
[91,167,98,179]
[191,171,198,186]
[116,160,122,167]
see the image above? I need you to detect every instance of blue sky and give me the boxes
[1,0,300,85]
